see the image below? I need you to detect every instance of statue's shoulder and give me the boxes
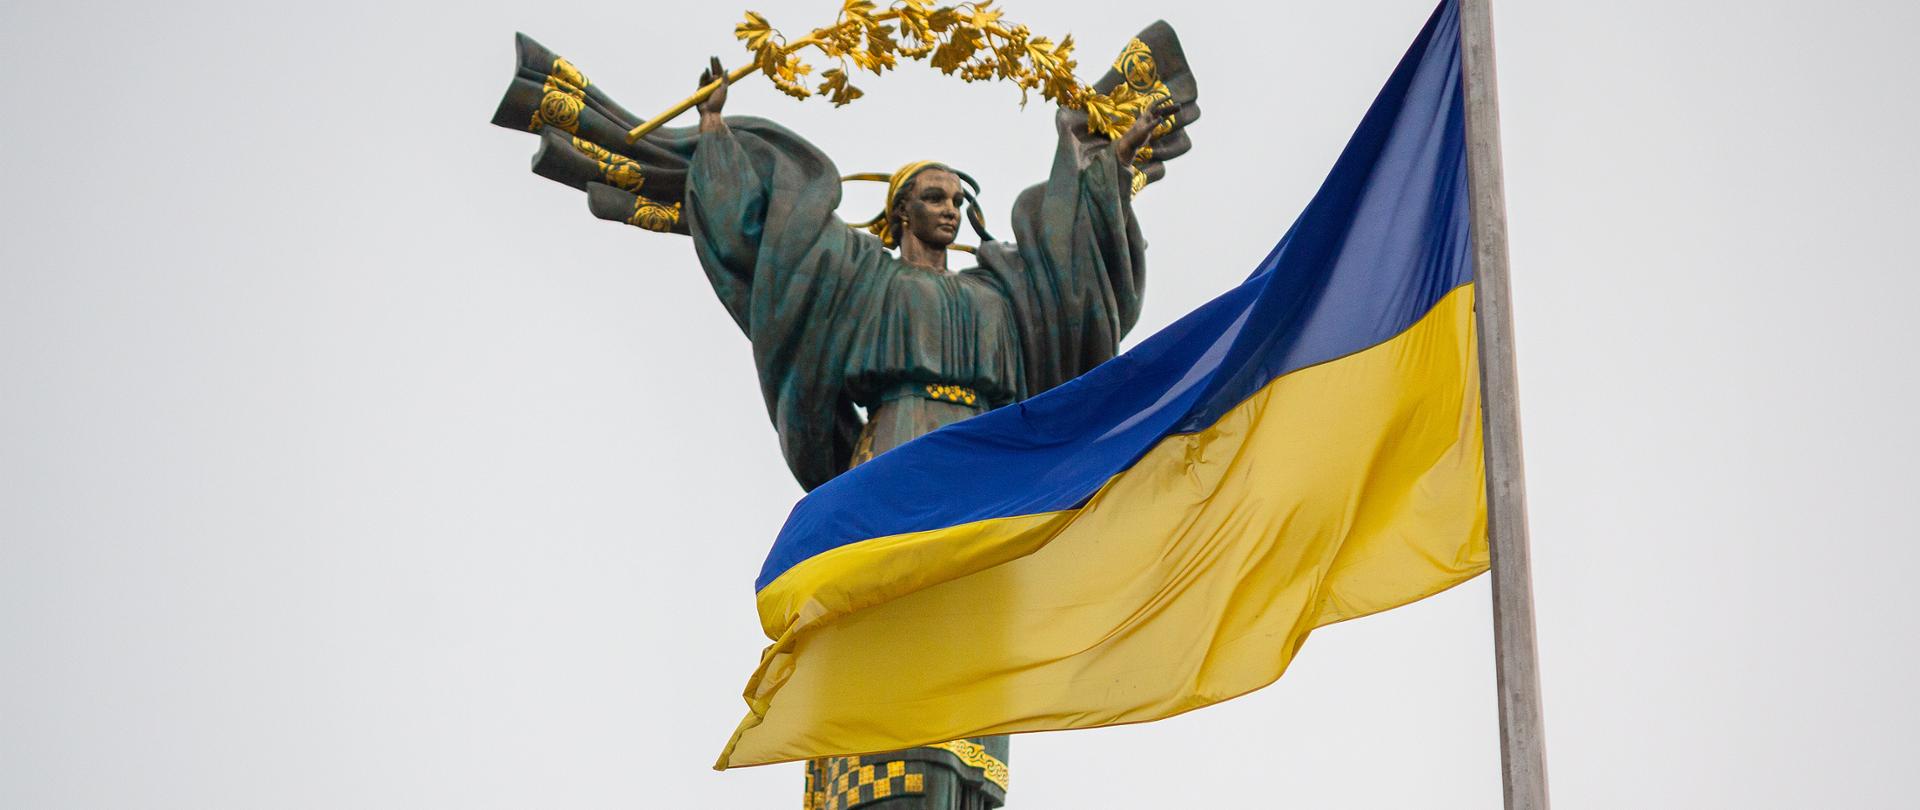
[961,242,1027,291]
[973,241,1023,269]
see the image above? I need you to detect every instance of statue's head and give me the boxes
[890,164,965,249]
[858,161,993,250]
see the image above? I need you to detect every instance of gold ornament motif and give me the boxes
[569,137,646,191]
[804,741,1005,808]
[923,383,979,406]
[627,197,682,232]
[1103,36,1172,198]
[531,57,589,133]
[533,91,583,133]
[548,56,588,93]
[1095,37,1174,142]
[928,739,1010,791]
[570,137,611,162]
[602,160,644,191]
[808,755,926,810]
[1115,37,1157,93]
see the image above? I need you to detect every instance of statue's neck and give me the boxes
[898,235,950,273]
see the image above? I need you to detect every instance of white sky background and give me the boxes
[3,0,1917,806]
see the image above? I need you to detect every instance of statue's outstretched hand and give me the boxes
[1113,99,1178,163]
[698,56,728,132]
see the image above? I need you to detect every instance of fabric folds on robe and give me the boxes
[682,114,1156,490]
[491,23,1200,491]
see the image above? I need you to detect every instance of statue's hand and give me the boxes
[698,56,728,132]
[1113,99,1178,162]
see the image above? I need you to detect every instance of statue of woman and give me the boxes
[492,24,1197,809]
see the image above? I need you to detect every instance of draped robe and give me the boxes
[683,112,1146,490]
[491,21,1197,809]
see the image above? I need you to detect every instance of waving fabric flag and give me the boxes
[718,0,1486,769]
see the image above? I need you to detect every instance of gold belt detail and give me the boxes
[922,383,979,406]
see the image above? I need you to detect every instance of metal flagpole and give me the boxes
[1456,1,1550,808]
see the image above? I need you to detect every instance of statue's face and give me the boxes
[900,169,964,248]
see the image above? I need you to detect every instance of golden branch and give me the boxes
[625,0,1154,143]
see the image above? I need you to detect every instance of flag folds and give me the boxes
[719,0,1486,769]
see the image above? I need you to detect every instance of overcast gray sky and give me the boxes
[3,0,1917,807]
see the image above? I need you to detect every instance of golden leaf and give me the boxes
[1024,36,1060,75]
[930,26,981,73]
[817,67,865,106]
[1084,93,1127,139]
[848,48,895,75]
[968,1,1003,30]
[755,39,786,77]
[895,0,932,38]
[777,57,813,80]
[840,0,877,27]
[865,24,897,54]
[735,11,775,51]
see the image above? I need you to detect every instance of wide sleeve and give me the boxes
[684,119,900,491]
[975,110,1151,397]
[681,123,776,333]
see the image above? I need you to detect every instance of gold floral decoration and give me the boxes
[732,1,1169,140]
[602,159,645,191]
[532,57,590,133]
[628,197,682,232]
[927,739,1009,790]
[1114,38,1156,92]
[922,383,979,405]
[1101,37,1174,141]
[548,57,589,93]
[570,137,647,192]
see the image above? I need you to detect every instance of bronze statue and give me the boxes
[492,16,1198,809]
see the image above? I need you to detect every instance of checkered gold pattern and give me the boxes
[805,756,927,810]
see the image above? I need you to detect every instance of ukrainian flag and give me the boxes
[719,0,1486,769]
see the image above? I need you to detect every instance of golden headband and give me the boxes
[845,162,992,253]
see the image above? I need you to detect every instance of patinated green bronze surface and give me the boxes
[492,21,1197,809]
